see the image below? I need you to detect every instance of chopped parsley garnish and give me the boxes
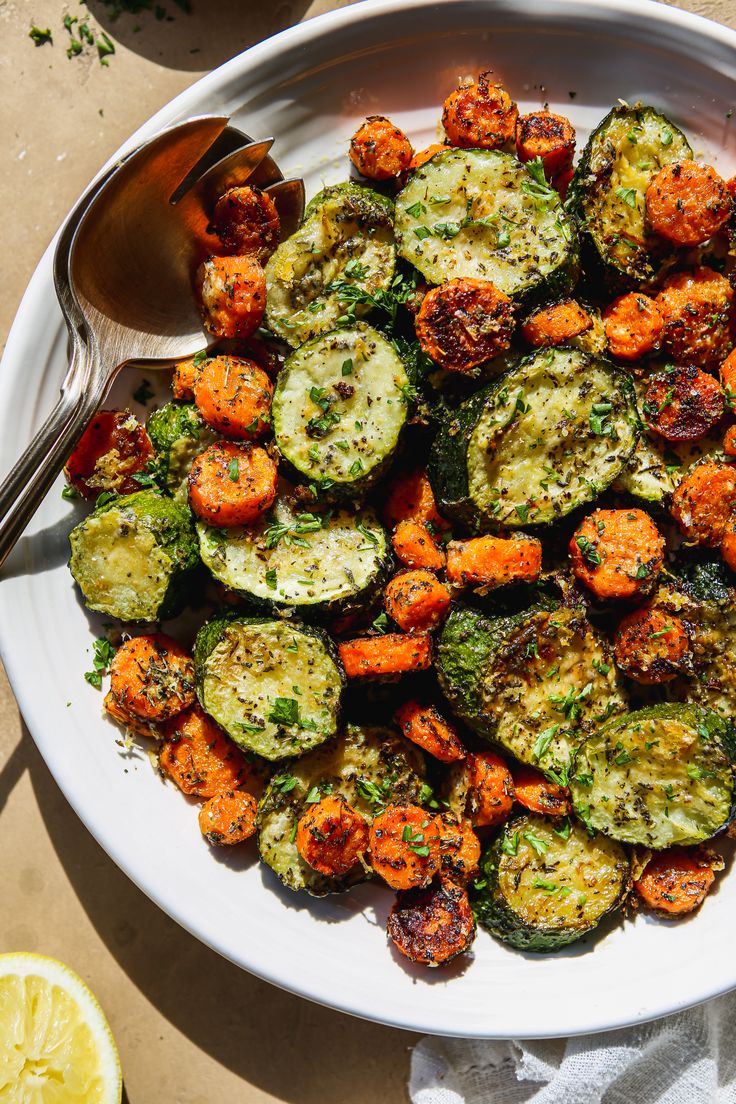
[268,697,301,727]
[227,456,239,482]
[84,637,117,689]
[29,25,53,45]
[272,774,298,793]
[615,186,637,208]
[576,534,602,567]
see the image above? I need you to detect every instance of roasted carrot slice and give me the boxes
[349,115,413,181]
[295,794,369,877]
[368,804,442,890]
[646,161,731,246]
[103,690,160,740]
[569,508,665,600]
[415,278,514,373]
[721,349,736,404]
[438,815,481,885]
[463,751,514,828]
[520,299,591,348]
[442,72,518,149]
[383,468,447,530]
[171,357,201,401]
[515,110,575,178]
[603,293,664,362]
[671,461,736,547]
[338,633,433,679]
[392,520,445,571]
[550,165,574,200]
[109,633,195,722]
[643,365,724,442]
[512,764,571,817]
[198,789,258,846]
[388,881,475,965]
[446,534,542,589]
[196,254,266,340]
[656,267,733,370]
[211,184,281,262]
[725,426,736,457]
[395,700,466,763]
[188,440,277,526]
[409,143,446,170]
[159,704,248,798]
[384,570,451,632]
[64,409,153,500]
[193,355,273,439]
[635,846,717,916]
[614,608,690,685]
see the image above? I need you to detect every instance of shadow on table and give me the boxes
[16,725,415,1103]
[84,0,315,72]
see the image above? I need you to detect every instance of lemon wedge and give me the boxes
[0,952,122,1103]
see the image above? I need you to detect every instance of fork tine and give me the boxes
[263,178,306,236]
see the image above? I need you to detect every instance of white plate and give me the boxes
[2,0,736,1040]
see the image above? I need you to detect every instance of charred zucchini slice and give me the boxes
[570,704,734,848]
[193,615,344,760]
[196,500,390,616]
[272,324,410,494]
[567,104,692,286]
[428,346,638,530]
[472,813,630,952]
[437,603,626,783]
[68,490,199,622]
[396,149,577,300]
[265,182,395,347]
[257,724,425,895]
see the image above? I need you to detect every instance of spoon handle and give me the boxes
[0,344,109,570]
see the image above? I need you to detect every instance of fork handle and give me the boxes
[0,344,109,570]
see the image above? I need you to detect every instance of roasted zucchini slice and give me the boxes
[428,346,639,530]
[567,104,692,286]
[147,401,218,494]
[472,812,630,952]
[570,704,735,848]
[193,614,344,760]
[396,149,577,300]
[196,499,390,616]
[257,723,425,895]
[68,490,199,622]
[272,323,410,494]
[437,603,626,783]
[265,182,396,347]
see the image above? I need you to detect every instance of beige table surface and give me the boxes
[1,0,734,1099]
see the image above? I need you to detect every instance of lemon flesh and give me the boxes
[0,953,122,1103]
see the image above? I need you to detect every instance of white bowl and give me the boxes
[2,0,736,1039]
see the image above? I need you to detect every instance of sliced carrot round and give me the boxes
[295,794,369,877]
[409,144,446,170]
[614,608,690,685]
[395,701,466,763]
[415,278,514,373]
[463,751,514,828]
[643,365,724,442]
[199,790,258,846]
[635,846,716,916]
[160,704,247,798]
[188,440,277,526]
[196,254,266,340]
[388,881,475,965]
[368,804,442,890]
[383,468,447,530]
[64,409,153,500]
[569,508,665,600]
[349,115,413,181]
[384,570,451,632]
[656,267,733,370]
[671,460,736,546]
[193,355,273,439]
[520,299,591,348]
[603,293,664,362]
[438,815,481,885]
[515,110,575,177]
[338,633,433,679]
[103,690,160,740]
[646,160,731,246]
[211,185,281,262]
[442,73,518,149]
[392,520,445,571]
[109,634,195,722]
[512,764,571,817]
[446,535,542,589]
[171,357,201,401]
[725,426,736,458]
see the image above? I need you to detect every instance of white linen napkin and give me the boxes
[409,991,736,1104]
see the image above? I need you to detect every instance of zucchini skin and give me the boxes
[567,104,692,289]
[304,181,395,221]
[472,813,630,953]
[193,613,345,760]
[147,401,217,494]
[256,723,426,896]
[428,347,639,531]
[571,703,736,848]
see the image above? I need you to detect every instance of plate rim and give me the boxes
[3,0,736,1040]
